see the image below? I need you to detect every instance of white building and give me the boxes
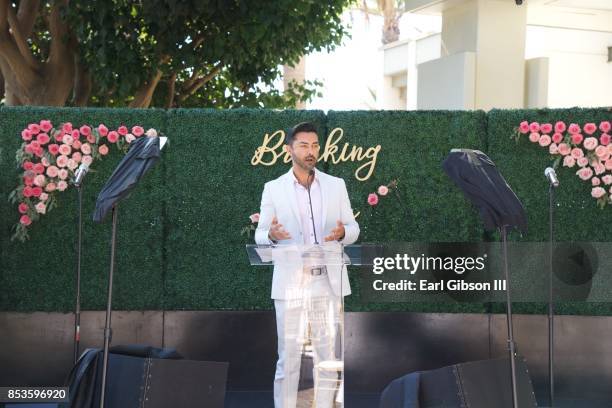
[380,0,612,110]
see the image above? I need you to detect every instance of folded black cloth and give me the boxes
[442,149,527,233]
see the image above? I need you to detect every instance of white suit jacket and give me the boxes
[255,168,360,299]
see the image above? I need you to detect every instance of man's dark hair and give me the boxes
[285,122,318,145]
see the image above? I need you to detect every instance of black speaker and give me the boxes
[380,357,537,408]
[65,349,228,408]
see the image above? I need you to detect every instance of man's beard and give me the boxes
[295,155,317,171]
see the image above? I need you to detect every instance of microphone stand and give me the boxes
[306,170,319,245]
[548,183,555,408]
[500,225,519,408]
[73,180,84,364]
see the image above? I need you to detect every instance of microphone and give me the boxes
[73,163,90,187]
[545,167,559,188]
[306,169,319,244]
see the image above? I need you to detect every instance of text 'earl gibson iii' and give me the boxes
[372,279,507,292]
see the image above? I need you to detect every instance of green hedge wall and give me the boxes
[1,107,611,314]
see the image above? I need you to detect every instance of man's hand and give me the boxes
[324,220,345,242]
[268,216,291,241]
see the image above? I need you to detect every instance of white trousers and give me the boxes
[273,276,342,408]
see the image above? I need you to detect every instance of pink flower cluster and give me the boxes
[367,181,396,206]
[13,120,152,241]
[519,120,612,206]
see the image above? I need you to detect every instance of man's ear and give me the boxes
[284,144,291,155]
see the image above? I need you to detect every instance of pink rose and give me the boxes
[28,123,40,134]
[571,134,583,145]
[72,152,82,163]
[59,144,72,156]
[80,125,91,136]
[600,134,611,146]
[529,122,540,133]
[603,175,612,185]
[591,187,606,199]
[107,131,118,143]
[529,132,540,143]
[36,133,50,145]
[249,213,260,223]
[563,156,575,167]
[146,128,157,137]
[571,148,584,158]
[367,193,379,206]
[87,134,96,144]
[592,177,601,186]
[82,155,93,166]
[549,143,559,155]
[40,192,48,201]
[23,161,34,171]
[594,162,606,175]
[57,181,68,191]
[62,123,73,133]
[81,143,92,155]
[596,146,609,159]
[98,124,109,137]
[33,163,45,174]
[54,130,63,142]
[518,121,529,134]
[125,134,136,144]
[71,129,80,140]
[40,120,53,133]
[30,141,40,149]
[539,135,552,147]
[67,159,78,170]
[31,186,42,197]
[558,143,571,156]
[35,202,46,214]
[606,160,612,171]
[48,144,60,155]
[554,121,566,133]
[132,126,144,137]
[21,130,32,141]
[63,134,74,146]
[540,123,553,134]
[34,174,46,187]
[378,185,389,196]
[23,186,33,197]
[23,175,34,186]
[600,121,611,133]
[34,147,44,158]
[584,123,597,135]
[18,203,28,214]
[46,166,59,178]
[568,123,581,134]
[41,157,50,167]
[20,215,32,226]
[45,182,56,192]
[552,133,563,144]
[58,169,68,180]
[72,140,82,150]
[118,126,128,136]
[56,155,68,168]
[577,167,593,180]
[98,145,109,155]
[583,137,598,150]
[577,157,589,167]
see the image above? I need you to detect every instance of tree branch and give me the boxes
[177,62,222,103]
[48,0,71,64]
[129,69,163,108]
[183,68,201,90]
[73,55,91,106]
[7,2,38,69]
[165,72,176,108]
[0,0,10,34]
[17,0,40,38]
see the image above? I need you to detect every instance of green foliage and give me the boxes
[67,0,353,107]
[2,107,612,316]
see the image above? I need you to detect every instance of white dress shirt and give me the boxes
[292,171,323,245]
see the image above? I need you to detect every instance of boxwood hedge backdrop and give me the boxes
[1,106,611,315]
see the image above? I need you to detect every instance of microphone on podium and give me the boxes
[545,167,559,188]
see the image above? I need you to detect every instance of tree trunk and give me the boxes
[283,55,307,109]
[379,0,400,44]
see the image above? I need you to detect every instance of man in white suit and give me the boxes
[255,122,359,407]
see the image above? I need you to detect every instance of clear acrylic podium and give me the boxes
[246,242,373,408]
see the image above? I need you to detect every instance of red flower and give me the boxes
[98,124,109,136]
[601,134,611,146]
[584,123,597,135]
[80,125,91,136]
[107,131,119,143]
[18,203,28,214]
[20,215,32,226]
[132,126,144,137]
[23,186,33,197]
[48,144,60,155]
[22,161,34,171]
[62,123,73,134]
[87,134,96,144]
[28,123,40,134]
[40,120,53,133]
[37,133,50,145]
[31,187,42,197]
[117,126,128,136]
[571,134,583,145]
[71,129,80,140]
[33,163,45,174]
[21,130,32,141]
